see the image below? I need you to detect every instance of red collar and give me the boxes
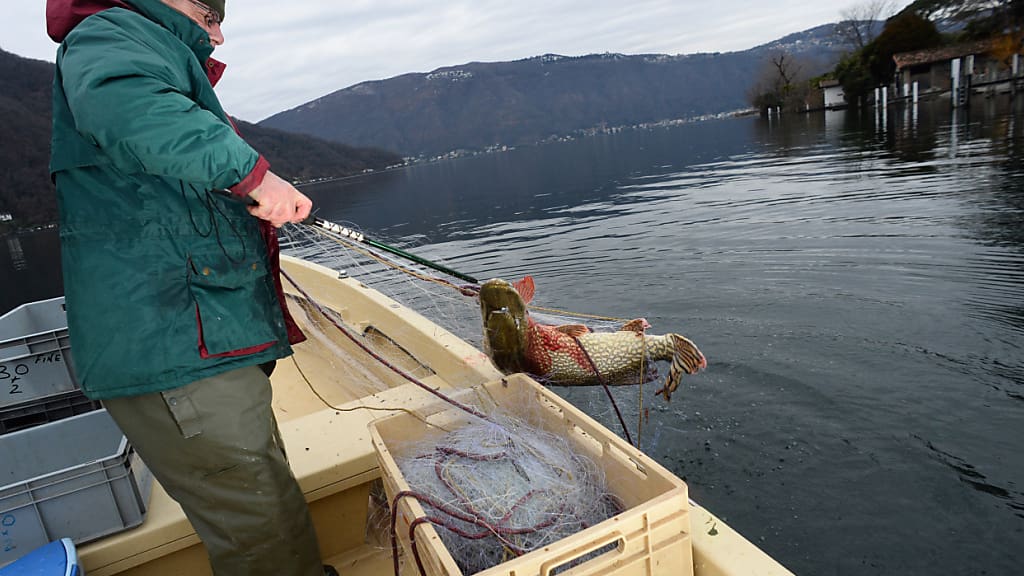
[46,0,132,42]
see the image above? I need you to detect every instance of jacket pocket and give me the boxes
[187,255,280,358]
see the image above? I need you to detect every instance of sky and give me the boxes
[3,1,914,122]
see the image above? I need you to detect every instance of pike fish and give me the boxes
[479,276,706,401]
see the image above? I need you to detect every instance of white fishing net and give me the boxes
[280,222,487,348]
[279,221,628,351]
[385,386,624,575]
[276,222,669,573]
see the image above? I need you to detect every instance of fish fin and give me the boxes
[657,334,707,402]
[620,318,652,333]
[555,324,591,337]
[513,276,536,304]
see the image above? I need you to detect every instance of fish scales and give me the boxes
[480,276,706,401]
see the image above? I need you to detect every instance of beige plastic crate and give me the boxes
[368,373,694,576]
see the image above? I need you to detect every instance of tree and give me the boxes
[833,11,942,107]
[871,11,943,80]
[835,0,899,50]
[835,51,877,106]
[989,30,1024,66]
[747,51,814,113]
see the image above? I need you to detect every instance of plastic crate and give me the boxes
[0,390,102,435]
[0,298,79,409]
[0,410,152,567]
[369,373,694,576]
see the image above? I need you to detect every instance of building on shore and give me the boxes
[892,39,1023,104]
[819,79,847,110]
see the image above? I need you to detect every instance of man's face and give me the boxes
[175,0,225,46]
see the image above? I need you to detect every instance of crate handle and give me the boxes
[539,531,624,576]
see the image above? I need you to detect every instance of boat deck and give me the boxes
[74,257,792,576]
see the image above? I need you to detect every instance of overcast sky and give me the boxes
[4,1,913,122]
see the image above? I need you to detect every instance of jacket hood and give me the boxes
[47,0,133,42]
[47,0,227,85]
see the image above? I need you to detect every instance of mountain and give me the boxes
[0,48,403,229]
[231,119,401,182]
[0,49,56,226]
[261,25,847,158]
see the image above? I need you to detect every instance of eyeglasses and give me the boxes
[183,0,221,28]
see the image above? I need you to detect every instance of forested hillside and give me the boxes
[0,49,55,226]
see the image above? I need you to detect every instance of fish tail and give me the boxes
[657,334,707,401]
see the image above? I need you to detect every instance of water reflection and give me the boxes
[1,230,64,315]
[753,97,1024,251]
[6,236,25,271]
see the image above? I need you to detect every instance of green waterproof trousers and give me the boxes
[103,365,322,576]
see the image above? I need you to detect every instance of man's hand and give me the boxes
[247,171,312,227]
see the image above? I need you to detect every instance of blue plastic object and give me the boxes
[0,538,80,575]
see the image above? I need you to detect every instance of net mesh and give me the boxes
[280,222,630,349]
[388,389,624,575]
[277,222,662,573]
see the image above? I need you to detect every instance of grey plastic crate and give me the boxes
[0,410,152,567]
[0,390,102,435]
[0,297,79,409]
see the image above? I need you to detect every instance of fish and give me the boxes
[479,276,706,401]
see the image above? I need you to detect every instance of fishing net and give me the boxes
[280,222,486,348]
[385,386,624,575]
[278,216,688,438]
[276,220,678,573]
[279,221,629,352]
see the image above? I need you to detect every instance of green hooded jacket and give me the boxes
[50,0,298,399]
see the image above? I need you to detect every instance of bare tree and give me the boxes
[835,0,898,50]
[748,51,813,113]
[771,52,803,88]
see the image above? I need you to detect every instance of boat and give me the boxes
[7,254,794,576]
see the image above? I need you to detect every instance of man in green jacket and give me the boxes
[47,0,331,574]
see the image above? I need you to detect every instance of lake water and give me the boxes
[4,96,1023,574]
